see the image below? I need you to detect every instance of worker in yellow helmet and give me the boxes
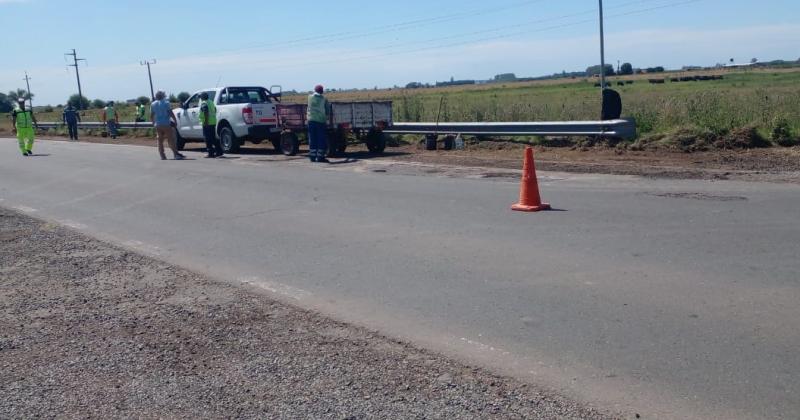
[11,98,37,156]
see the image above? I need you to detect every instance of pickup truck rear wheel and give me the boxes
[219,126,240,154]
[280,131,299,156]
[365,129,386,154]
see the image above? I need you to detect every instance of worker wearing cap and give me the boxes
[101,101,119,139]
[150,90,184,160]
[62,104,81,140]
[307,84,330,163]
[11,99,37,156]
[199,92,223,158]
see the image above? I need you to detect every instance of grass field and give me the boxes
[5,68,799,147]
[297,68,800,147]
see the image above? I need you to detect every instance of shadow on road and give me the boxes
[184,144,411,161]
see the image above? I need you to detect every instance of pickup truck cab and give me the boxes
[173,86,281,153]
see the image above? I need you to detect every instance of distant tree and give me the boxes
[136,96,151,105]
[91,99,106,109]
[620,63,634,75]
[586,64,615,77]
[168,93,178,103]
[750,58,758,64]
[0,92,12,113]
[8,89,33,103]
[645,66,665,73]
[177,92,190,103]
[494,73,517,82]
[43,105,54,113]
[67,94,91,110]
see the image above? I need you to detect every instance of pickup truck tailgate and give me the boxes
[252,103,277,125]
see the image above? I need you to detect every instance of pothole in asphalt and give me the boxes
[640,192,748,202]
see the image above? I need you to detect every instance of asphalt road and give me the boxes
[2,138,799,419]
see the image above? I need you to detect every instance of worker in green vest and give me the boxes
[11,98,37,156]
[135,101,146,123]
[199,92,223,158]
[100,101,119,139]
[307,84,330,163]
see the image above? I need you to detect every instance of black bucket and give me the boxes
[425,134,437,151]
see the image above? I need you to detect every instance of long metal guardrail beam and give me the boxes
[35,122,151,130]
[36,119,637,140]
[384,119,637,140]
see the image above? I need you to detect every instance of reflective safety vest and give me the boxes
[137,104,145,119]
[307,93,328,124]
[199,99,217,126]
[13,107,33,129]
[105,106,115,120]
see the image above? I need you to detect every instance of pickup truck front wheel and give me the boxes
[174,128,186,151]
[280,131,299,156]
[219,126,240,154]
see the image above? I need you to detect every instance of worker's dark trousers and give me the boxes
[67,122,78,140]
[203,125,223,156]
[307,121,328,161]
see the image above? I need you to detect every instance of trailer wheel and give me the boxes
[219,126,240,154]
[270,134,281,153]
[329,128,347,157]
[365,129,386,154]
[280,131,299,156]
[175,128,186,151]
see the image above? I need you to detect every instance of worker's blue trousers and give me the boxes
[307,121,328,162]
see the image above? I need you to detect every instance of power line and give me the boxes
[256,0,703,73]
[163,0,550,61]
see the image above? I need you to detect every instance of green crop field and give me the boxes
[304,68,800,147]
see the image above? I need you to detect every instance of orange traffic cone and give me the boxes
[511,147,551,212]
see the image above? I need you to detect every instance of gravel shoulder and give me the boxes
[0,208,614,419]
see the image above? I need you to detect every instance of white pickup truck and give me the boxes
[172,86,282,153]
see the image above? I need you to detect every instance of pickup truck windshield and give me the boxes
[222,88,270,104]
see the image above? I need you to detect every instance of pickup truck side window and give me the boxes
[204,91,217,103]
[186,94,201,109]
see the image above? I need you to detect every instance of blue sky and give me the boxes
[1,0,798,105]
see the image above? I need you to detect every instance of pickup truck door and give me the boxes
[178,93,202,138]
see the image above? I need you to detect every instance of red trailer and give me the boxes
[275,101,392,157]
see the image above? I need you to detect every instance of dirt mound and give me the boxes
[714,126,772,149]
[633,126,773,152]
